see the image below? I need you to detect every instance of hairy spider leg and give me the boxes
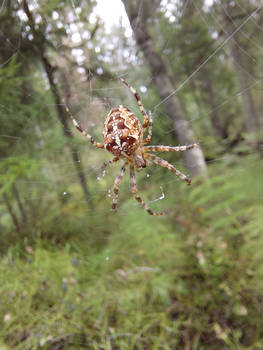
[144,143,198,153]
[64,102,104,149]
[130,164,167,216]
[112,162,127,211]
[143,111,153,145]
[102,157,120,170]
[120,78,149,129]
[147,154,191,185]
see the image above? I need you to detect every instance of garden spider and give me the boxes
[65,78,198,216]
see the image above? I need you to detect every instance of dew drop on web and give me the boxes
[150,186,165,203]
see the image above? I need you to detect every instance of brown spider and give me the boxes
[65,78,198,216]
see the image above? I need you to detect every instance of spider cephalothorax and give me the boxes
[65,78,198,216]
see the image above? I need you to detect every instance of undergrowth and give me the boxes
[1,155,263,349]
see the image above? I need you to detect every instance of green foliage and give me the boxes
[0,56,21,104]
[0,57,24,152]
[0,156,41,196]
[1,160,263,349]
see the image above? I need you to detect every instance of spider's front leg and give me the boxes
[130,165,167,216]
[64,102,104,149]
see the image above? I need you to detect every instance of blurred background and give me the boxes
[0,0,263,349]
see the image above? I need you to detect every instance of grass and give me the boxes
[1,156,263,349]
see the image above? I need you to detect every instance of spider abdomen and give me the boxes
[103,105,143,157]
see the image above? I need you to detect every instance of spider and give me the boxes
[64,78,198,216]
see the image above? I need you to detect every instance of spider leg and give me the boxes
[144,143,198,153]
[143,111,153,145]
[64,102,104,149]
[102,157,120,171]
[147,154,192,185]
[120,78,149,129]
[130,165,167,216]
[112,161,127,212]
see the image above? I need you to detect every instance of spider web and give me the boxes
[0,0,263,346]
[0,0,262,212]
[0,0,262,213]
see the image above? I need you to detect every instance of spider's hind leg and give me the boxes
[120,78,149,129]
[143,111,153,145]
[130,165,167,216]
[147,154,191,185]
[112,162,127,212]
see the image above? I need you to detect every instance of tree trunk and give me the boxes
[222,4,259,135]
[22,0,93,209]
[122,0,207,177]
[41,55,93,209]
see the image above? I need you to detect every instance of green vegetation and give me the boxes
[1,158,263,349]
[1,0,263,349]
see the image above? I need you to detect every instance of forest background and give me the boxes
[0,0,263,349]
